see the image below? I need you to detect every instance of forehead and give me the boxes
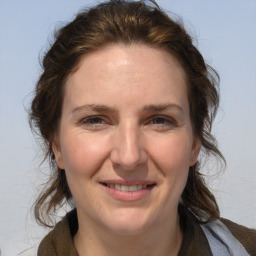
[72,44,187,81]
[64,44,189,112]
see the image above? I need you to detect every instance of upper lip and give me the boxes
[99,180,156,186]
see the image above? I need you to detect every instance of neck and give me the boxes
[74,211,183,256]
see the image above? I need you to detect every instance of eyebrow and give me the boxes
[72,103,183,114]
[72,104,117,114]
[142,103,184,113]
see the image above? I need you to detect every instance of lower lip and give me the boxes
[101,184,155,202]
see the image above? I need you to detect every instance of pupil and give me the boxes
[92,117,101,123]
[154,118,164,124]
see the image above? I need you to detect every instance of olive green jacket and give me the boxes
[38,207,256,256]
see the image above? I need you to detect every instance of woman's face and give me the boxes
[53,44,200,234]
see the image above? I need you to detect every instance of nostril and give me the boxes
[111,152,148,171]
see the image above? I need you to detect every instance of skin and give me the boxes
[53,44,200,256]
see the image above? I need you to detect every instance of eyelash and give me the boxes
[79,115,177,130]
[80,116,107,127]
[147,116,177,128]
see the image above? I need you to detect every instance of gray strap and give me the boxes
[200,220,251,256]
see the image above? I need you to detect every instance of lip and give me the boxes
[99,180,156,202]
[99,179,155,186]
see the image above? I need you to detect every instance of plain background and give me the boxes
[0,0,255,255]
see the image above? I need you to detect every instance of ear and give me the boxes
[189,138,201,166]
[52,138,64,169]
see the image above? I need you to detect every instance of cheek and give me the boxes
[147,135,192,212]
[149,134,193,172]
[60,134,110,176]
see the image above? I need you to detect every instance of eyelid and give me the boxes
[146,115,177,126]
[79,115,109,126]
[77,114,178,129]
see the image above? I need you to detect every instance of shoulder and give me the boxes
[221,218,256,256]
[37,209,78,256]
[37,220,66,256]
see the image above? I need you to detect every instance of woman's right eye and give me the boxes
[80,116,108,128]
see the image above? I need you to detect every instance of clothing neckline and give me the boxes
[64,206,213,256]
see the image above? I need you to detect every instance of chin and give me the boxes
[102,209,155,235]
[108,222,150,236]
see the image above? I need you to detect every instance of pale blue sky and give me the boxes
[0,0,255,255]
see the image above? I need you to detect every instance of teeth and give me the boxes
[131,185,148,191]
[128,185,138,192]
[107,184,149,191]
[115,184,121,190]
[121,185,129,191]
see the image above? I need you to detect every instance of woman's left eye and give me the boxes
[147,116,176,129]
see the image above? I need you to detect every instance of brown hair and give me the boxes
[30,0,225,227]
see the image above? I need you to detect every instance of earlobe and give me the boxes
[52,142,64,169]
[189,138,201,166]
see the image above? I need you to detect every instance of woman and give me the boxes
[29,0,256,255]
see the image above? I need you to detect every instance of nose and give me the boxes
[110,123,147,171]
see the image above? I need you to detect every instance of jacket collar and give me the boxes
[38,206,212,256]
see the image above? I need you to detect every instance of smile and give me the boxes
[100,182,156,201]
[106,184,148,192]
[100,182,156,191]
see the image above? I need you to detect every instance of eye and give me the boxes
[80,116,108,128]
[152,117,169,125]
[147,116,177,130]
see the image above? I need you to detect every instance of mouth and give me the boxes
[100,183,156,192]
[99,181,156,201]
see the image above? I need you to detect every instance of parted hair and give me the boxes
[30,0,225,227]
